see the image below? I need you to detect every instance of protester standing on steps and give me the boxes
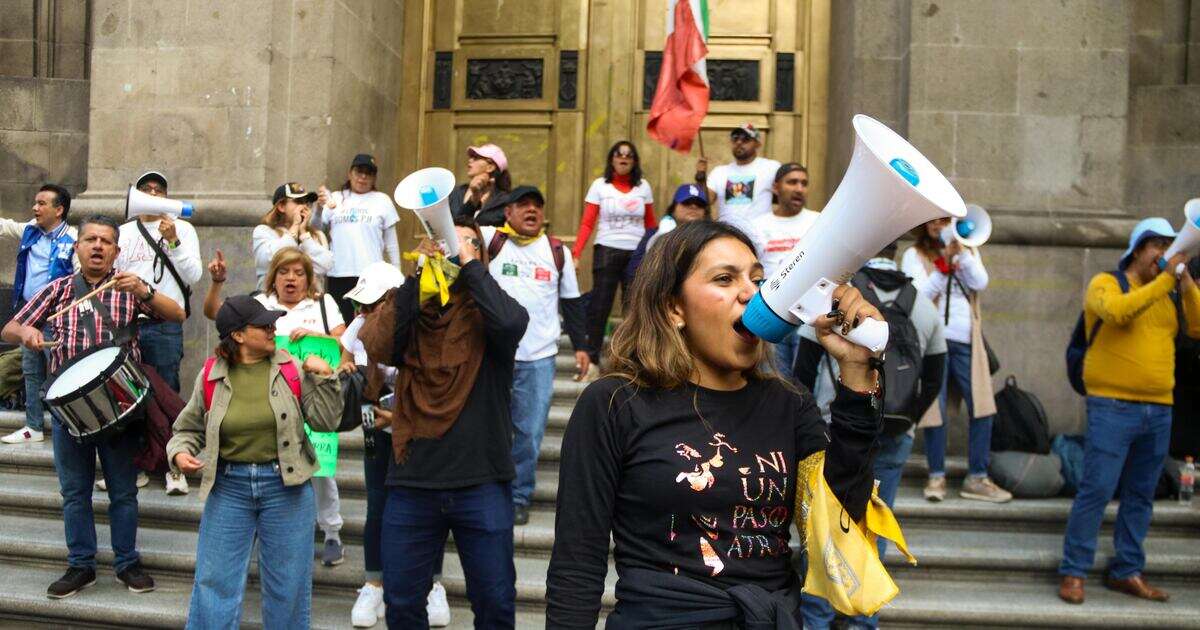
[481,186,589,527]
[902,218,1011,504]
[2,215,185,600]
[546,221,882,628]
[315,154,402,325]
[448,143,513,227]
[572,140,656,368]
[360,220,528,628]
[113,170,202,497]
[695,123,781,229]
[253,183,333,288]
[0,184,76,446]
[1057,219,1200,607]
[167,295,342,629]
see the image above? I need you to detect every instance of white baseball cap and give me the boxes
[345,262,405,305]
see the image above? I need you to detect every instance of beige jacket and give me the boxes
[166,349,343,501]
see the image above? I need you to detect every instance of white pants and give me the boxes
[312,476,343,540]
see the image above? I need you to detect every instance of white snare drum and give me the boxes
[43,345,151,442]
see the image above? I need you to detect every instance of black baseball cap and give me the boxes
[216,295,286,340]
[774,162,808,182]
[505,185,545,207]
[272,182,318,205]
[135,171,168,190]
[350,153,378,172]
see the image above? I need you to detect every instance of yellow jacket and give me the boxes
[1082,271,1200,404]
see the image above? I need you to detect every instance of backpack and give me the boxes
[990,375,1052,454]
[202,354,301,410]
[988,451,1064,498]
[1051,434,1086,496]
[487,231,566,285]
[1066,270,1127,396]
[850,271,922,436]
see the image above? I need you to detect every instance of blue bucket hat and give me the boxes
[1118,217,1176,270]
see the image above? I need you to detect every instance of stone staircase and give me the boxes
[0,342,1197,628]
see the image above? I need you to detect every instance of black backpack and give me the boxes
[991,375,1052,454]
[1066,271,1128,396]
[851,272,923,436]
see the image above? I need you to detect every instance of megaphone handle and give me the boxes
[841,317,889,354]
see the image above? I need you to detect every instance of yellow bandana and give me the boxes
[401,251,460,306]
[498,223,544,247]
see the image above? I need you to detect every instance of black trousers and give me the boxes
[325,275,358,326]
[586,244,634,365]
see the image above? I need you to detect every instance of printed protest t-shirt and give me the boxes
[583,177,655,251]
[707,157,782,223]
[482,227,581,361]
[321,190,400,277]
[255,293,345,336]
[757,209,820,277]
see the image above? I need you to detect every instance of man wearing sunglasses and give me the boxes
[695,123,781,226]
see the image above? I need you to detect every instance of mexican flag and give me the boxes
[646,0,710,153]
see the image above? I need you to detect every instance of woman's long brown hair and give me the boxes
[605,221,775,390]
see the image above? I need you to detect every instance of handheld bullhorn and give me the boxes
[739,114,967,352]
[942,203,992,248]
[124,185,194,220]
[393,167,460,258]
[1162,198,1200,263]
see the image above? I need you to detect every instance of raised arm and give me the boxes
[457,259,529,357]
[1086,271,1175,326]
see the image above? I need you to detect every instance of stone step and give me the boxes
[0,559,550,629]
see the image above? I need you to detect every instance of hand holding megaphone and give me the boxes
[808,284,888,369]
[1161,198,1200,267]
[317,185,337,210]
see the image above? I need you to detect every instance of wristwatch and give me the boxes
[140,282,156,302]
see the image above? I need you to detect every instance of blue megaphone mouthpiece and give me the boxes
[956,220,974,238]
[418,185,439,206]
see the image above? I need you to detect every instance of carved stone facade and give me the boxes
[465,59,543,100]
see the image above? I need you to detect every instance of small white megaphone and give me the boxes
[124,185,194,220]
[740,114,967,352]
[394,167,460,259]
[942,203,992,248]
[1162,198,1200,265]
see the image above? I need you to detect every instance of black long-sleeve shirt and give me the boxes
[385,259,529,488]
[545,376,880,628]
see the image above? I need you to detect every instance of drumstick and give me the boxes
[40,340,61,348]
[49,278,119,321]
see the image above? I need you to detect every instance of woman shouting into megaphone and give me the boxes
[545,221,883,629]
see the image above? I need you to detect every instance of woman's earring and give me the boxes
[675,320,685,330]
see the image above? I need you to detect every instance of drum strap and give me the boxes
[72,274,136,348]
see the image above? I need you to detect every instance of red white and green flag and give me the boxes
[646,0,710,153]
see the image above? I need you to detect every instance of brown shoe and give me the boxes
[1058,576,1085,605]
[1103,574,1169,602]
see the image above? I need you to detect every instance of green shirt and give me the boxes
[218,359,279,463]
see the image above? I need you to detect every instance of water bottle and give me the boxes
[1181,457,1195,506]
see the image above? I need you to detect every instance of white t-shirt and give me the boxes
[583,177,654,251]
[482,227,582,362]
[708,157,782,223]
[320,190,400,277]
[900,246,989,345]
[255,293,345,336]
[115,218,203,310]
[756,209,820,278]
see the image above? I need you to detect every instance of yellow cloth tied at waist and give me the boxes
[401,251,460,306]
[795,451,916,617]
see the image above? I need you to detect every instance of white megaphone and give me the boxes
[740,114,967,352]
[124,185,194,220]
[394,167,460,259]
[1162,198,1200,265]
[942,203,992,248]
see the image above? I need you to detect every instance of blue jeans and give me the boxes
[923,340,994,477]
[382,483,516,629]
[187,461,315,630]
[800,432,913,629]
[22,345,47,431]
[51,420,141,573]
[137,320,183,392]
[510,356,556,507]
[773,330,800,379]
[1059,396,1171,579]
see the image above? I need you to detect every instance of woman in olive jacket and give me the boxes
[166,294,343,630]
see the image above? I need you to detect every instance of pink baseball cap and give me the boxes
[467,144,508,172]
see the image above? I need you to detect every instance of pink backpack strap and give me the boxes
[202,356,218,410]
[277,351,303,402]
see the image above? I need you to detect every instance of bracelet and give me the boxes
[837,372,881,398]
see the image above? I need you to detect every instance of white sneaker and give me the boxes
[165,472,189,495]
[95,472,149,492]
[351,583,385,628]
[1,427,43,444]
[426,581,450,627]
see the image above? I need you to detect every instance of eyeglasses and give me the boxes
[464,237,482,249]
[615,151,635,159]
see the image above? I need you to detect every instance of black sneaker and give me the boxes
[116,562,156,593]
[47,566,96,599]
[513,505,530,526]
[322,539,345,567]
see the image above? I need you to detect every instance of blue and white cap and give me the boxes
[1119,217,1176,270]
[672,184,707,206]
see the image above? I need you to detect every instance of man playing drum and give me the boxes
[1,215,184,600]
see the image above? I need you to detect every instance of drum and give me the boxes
[42,344,151,442]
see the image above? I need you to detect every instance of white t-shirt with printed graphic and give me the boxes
[708,157,782,223]
[255,293,345,336]
[482,227,582,362]
[583,177,655,251]
[756,209,820,277]
[320,190,400,278]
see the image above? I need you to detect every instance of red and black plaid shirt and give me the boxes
[14,270,154,373]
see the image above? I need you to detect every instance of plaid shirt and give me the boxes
[13,270,154,373]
